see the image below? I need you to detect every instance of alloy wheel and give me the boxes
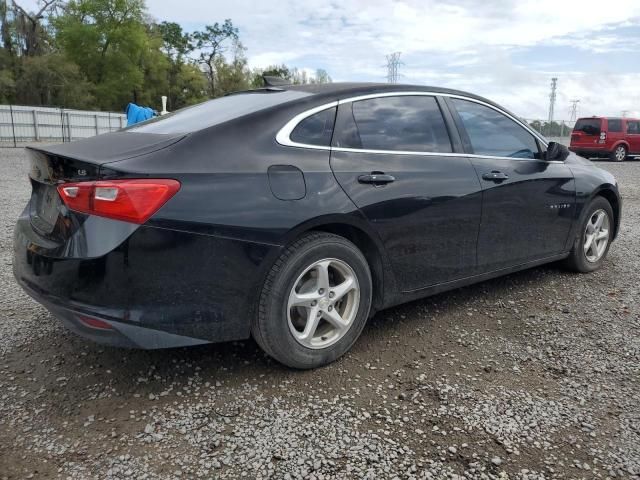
[615,146,626,161]
[287,258,360,349]
[583,209,610,263]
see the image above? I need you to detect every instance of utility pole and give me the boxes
[548,77,558,123]
[569,99,580,122]
[621,110,629,118]
[385,52,402,84]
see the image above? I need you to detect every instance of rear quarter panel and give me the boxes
[98,104,394,339]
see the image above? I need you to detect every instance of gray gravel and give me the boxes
[0,147,638,479]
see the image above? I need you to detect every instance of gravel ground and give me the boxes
[0,147,638,479]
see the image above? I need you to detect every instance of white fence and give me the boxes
[0,105,126,146]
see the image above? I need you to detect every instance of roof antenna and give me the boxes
[263,75,290,87]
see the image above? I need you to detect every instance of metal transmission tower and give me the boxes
[569,99,580,122]
[548,77,558,123]
[385,52,402,84]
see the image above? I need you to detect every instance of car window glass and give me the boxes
[451,99,539,159]
[626,121,639,134]
[127,90,311,134]
[334,96,452,152]
[574,118,601,135]
[290,107,336,146]
[608,119,622,132]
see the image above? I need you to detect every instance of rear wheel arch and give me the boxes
[308,222,387,313]
[610,141,629,154]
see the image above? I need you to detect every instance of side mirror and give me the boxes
[545,141,569,162]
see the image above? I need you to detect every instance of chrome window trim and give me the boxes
[275,100,338,150]
[275,91,549,159]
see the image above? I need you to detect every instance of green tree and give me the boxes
[214,42,251,95]
[191,19,238,97]
[10,0,59,57]
[16,53,94,107]
[155,21,197,109]
[313,68,332,84]
[54,0,153,110]
[251,64,332,88]
[0,48,15,102]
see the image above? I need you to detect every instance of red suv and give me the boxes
[570,116,640,161]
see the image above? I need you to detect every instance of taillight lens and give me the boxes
[57,179,180,224]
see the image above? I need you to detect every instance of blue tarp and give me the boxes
[125,103,156,126]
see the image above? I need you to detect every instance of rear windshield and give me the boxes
[573,118,602,135]
[127,90,311,134]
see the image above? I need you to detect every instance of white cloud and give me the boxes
[141,0,640,117]
[17,0,640,117]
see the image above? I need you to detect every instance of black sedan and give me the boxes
[13,83,621,368]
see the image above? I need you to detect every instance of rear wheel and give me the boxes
[564,197,613,273]
[610,145,627,162]
[253,232,372,369]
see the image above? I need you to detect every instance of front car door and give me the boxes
[445,97,576,272]
[329,94,482,292]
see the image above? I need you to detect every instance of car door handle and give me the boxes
[358,173,395,185]
[482,171,509,182]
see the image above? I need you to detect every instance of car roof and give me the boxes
[284,81,491,102]
[248,81,507,112]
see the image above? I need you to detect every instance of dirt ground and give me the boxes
[0,149,638,479]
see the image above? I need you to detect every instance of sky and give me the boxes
[26,0,640,119]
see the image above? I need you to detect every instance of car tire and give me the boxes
[609,145,627,162]
[252,232,373,369]
[564,196,614,273]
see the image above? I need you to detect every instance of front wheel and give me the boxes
[253,232,372,369]
[564,197,614,273]
[610,145,627,162]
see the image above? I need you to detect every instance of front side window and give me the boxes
[451,98,540,159]
[290,107,336,146]
[607,119,622,132]
[627,121,640,134]
[333,96,452,152]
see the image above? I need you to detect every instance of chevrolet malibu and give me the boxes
[13,83,621,368]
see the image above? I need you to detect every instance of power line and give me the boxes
[569,99,580,122]
[548,77,557,123]
[385,52,402,84]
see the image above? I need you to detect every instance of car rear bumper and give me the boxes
[13,208,277,349]
[17,278,214,348]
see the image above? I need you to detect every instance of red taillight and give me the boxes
[57,179,180,224]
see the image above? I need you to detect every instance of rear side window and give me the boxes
[627,121,640,134]
[574,118,601,135]
[451,99,539,159]
[290,107,336,146]
[607,119,622,132]
[128,90,311,134]
[333,96,452,152]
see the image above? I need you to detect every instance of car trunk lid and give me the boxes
[26,132,184,237]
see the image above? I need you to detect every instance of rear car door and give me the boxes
[626,120,640,154]
[606,118,625,151]
[329,94,482,292]
[446,97,576,272]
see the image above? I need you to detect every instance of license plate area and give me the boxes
[30,182,61,234]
